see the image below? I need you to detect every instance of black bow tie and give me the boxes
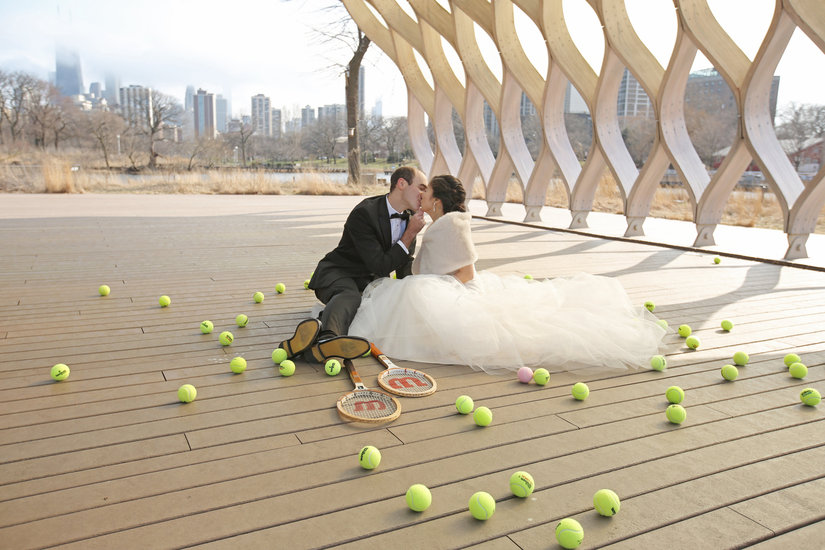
[390,212,409,220]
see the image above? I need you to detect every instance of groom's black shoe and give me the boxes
[278,318,322,359]
[307,335,370,363]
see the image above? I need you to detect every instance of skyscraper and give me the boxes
[271,108,282,139]
[104,73,121,106]
[251,94,272,137]
[301,105,316,128]
[55,46,83,97]
[216,95,228,133]
[616,69,652,118]
[119,85,152,128]
[89,82,102,99]
[185,86,196,113]
[193,89,217,139]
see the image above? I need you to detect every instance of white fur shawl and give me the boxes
[412,212,478,275]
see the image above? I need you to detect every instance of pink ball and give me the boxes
[518,366,534,383]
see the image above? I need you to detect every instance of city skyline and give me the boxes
[0,0,823,121]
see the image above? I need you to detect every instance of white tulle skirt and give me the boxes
[347,271,666,374]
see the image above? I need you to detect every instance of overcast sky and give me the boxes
[0,0,822,121]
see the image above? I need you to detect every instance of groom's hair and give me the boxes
[390,166,417,191]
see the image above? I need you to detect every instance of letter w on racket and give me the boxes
[354,399,387,412]
[388,376,429,389]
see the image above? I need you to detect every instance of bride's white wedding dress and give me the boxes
[347,212,666,373]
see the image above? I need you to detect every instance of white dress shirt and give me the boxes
[386,197,409,253]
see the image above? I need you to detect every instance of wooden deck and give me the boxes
[1,193,824,549]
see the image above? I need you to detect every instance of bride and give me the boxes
[347,175,666,373]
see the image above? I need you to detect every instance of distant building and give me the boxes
[89,82,102,99]
[55,46,83,97]
[617,69,652,118]
[104,72,121,106]
[193,88,217,139]
[271,108,282,139]
[216,95,228,133]
[318,104,346,125]
[251,94,272,137]
[371,99,383,119]
[520,92,536,120]
[301,105,316,128]
[686,67,780,122]
[185,85,196,113]
[564,82,589,114]
[483,101,499,138]
[119,85,152,128]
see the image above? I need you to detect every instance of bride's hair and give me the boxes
[429,175,467,213]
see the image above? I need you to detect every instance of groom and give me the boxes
[279,166,427,362]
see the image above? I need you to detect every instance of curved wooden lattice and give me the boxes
[342,0,825,259]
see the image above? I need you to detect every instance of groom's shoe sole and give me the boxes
[309,336,371,363]
[279,319,322,359]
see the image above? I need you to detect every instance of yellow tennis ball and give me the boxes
[650,355,667,371]
[456,395,474,414]
[800,388,821,406]
[721,319,733,331]
[714,256,721,264]
[571,382,589,400]
[275,283,286,294]
[784,353,801,367]
[159,295,171,307]
[200,320,214,334]
[593,489,621,516]
[358,445,381,469]
[685,336,700,350]
[677,324,691,337]
[656,319,668,329]
[533,368,550,386]
[721,364,739,381]
[644,300,655,312]
[253,291,264,303]
[324,358,341,376]
[230,356,247,374]
[219,331,234,346]
[279,359,296,377]
[509,471,535,498]
[405,484,432,512]
[473,406,493,426]
[178,384,196,403]
[50,363,70,381]
[303,279,310,289]
[98,284,110,296]
[733,351,749,366]
[468,491,495,520]
[235,314,249,327]
[524,274,533,280]
[666,386,685,404]
[271,348,288,364]
[666,404,686,424]
[789,362,808,379]
[555,518,584,549]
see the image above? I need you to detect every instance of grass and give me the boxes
[2,155,824,233]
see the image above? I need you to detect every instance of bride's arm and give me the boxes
[451,264,475,284]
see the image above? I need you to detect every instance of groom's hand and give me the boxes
[400,209,425,249]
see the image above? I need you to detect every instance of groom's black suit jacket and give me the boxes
[308,194,415,292]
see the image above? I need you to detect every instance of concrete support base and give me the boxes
[693,224,717,247]
[523,206,542,223]
[485,202,503,217]
[569,210,589,229]
[624,217,645,237]
[785,234,809,259]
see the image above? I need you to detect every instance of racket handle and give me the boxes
[344,359,364,386]
[370,343,398,369]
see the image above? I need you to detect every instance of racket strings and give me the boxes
[338,390,399,420]
[378,368,436,396]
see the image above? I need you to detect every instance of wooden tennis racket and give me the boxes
[371,343,437,397]
[336,359,401,423]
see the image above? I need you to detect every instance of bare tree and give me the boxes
[620,116,656,167]
[143,90,182,168]
[776,102,825,168]
[311,4,371,184]
[225,120,255,166]
[0,69,9,145]
[86,110,126,169]
[564,113,593,161]
[685,104,736,167]
[303,115,343,163]
[26,81,63,150]
[382,116,409,163]
[5,71,40,143]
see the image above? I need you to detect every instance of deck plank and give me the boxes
[1,194,824,549]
